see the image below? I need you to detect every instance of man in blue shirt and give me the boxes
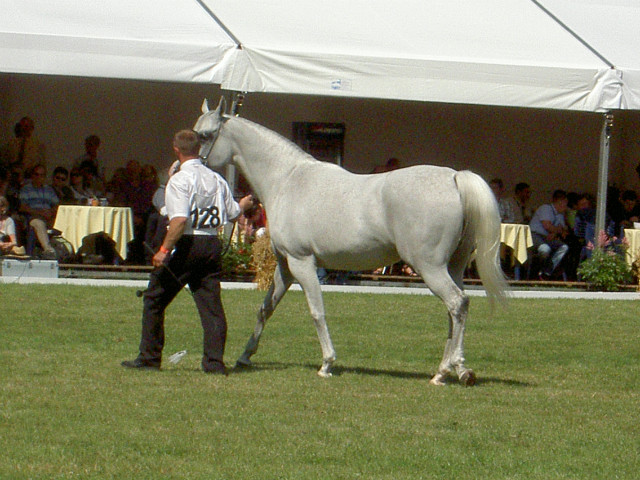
[530,189,569,279]
[19,164,59,259]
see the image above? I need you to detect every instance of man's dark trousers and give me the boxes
[138,234,227,372]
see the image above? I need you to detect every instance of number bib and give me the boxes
[190,205,221,230]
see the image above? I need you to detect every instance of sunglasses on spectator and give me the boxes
[55,175,67,181]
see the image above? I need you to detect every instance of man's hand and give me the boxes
[153,217,186,268]
[238,194,254,212]
[152,249,169,268]
[559,226,569,239]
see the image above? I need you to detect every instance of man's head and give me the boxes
[173,130,201,160]
[125,160,142,178]
[31,165,47,187]
[576,193,593,211]
[84,135,101,158]
[69,167,83,186]
[514,182,531,202]
[621,190,637,212]
[18,117,35,138]
[385,157,400,171]
[0,196,9,216]
[489,178,505,198]
[52,166,69,188]
[552,189,568,213]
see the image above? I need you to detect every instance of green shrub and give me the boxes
[577,230,632,291]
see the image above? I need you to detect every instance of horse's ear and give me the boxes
[201,98,210,114]
[216,96,227,117]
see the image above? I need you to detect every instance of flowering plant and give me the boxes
[577,230,632,291]
[222,240,253,275]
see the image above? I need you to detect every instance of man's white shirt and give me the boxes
[164,159,241,235]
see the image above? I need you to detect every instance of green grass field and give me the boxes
[1,284,638,479]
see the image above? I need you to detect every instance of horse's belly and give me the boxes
[313,240,399,271]
[319,254,400,271]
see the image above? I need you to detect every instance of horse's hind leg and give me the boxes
[419,268,474,386]
[236,260,293,367]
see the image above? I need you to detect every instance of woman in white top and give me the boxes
[69,167,96,205]
[0,196,18,254]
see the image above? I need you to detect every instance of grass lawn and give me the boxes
[1,284,638,479]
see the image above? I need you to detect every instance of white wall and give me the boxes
[2,73,639,208]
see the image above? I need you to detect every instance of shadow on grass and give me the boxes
[324,364,432,380]
[474,377,532,387]
[328,365,532,387]
[230,361,532,387]
[229,361,295,374]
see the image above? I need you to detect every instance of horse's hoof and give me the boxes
[235,357,252,368]
[317,370,332,378]
[459,370,476,387]
[429,373,447,386]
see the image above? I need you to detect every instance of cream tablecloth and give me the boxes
[54,206,134,260]
[623,229,640,267]
[501,223,533,265]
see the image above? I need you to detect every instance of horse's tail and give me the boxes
[454,170,508,307]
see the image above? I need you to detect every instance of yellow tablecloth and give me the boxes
[54,206,135,260]
[501,223,533,264]
[623,229,640,267]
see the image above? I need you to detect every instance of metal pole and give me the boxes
[223,91,244,239]
[225,91,243,197]
[595,112,614,239]
[194,0,243,48]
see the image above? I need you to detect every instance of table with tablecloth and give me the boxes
[53,205,134,260]
[623,228,640,267]
[501,223,533,265]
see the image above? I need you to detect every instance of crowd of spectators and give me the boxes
[2,117,639,280]
[491,178,639,281]
[0,117,160,264]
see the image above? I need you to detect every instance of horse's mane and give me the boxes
[231,116,318,167]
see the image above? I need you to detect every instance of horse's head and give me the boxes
[193,96,229,168]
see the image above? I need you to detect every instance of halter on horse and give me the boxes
[194,97,507,385]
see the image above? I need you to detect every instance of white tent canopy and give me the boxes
[2,0,639,112]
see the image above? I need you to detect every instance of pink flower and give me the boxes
[597,230,609,248]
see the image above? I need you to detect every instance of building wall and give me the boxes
[2,73,638,208]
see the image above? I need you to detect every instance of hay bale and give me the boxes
[251,230,276,291]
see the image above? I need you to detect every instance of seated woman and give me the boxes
[0,195,20,255]
[69,166,97,205]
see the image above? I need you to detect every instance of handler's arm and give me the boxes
[152,216,187,267]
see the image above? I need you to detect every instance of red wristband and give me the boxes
[159,246,170,254]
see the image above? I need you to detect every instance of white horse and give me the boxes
[194,97,507,385]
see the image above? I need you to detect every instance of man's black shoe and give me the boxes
[203,365,228,376]
[121,358,160,370]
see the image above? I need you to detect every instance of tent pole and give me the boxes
[194,0,243,48]
[595,112,614,239]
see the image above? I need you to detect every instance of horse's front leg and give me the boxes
[236,260,293,367]
[287,257,336,378]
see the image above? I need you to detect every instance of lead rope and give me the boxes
[221,221,237,257]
